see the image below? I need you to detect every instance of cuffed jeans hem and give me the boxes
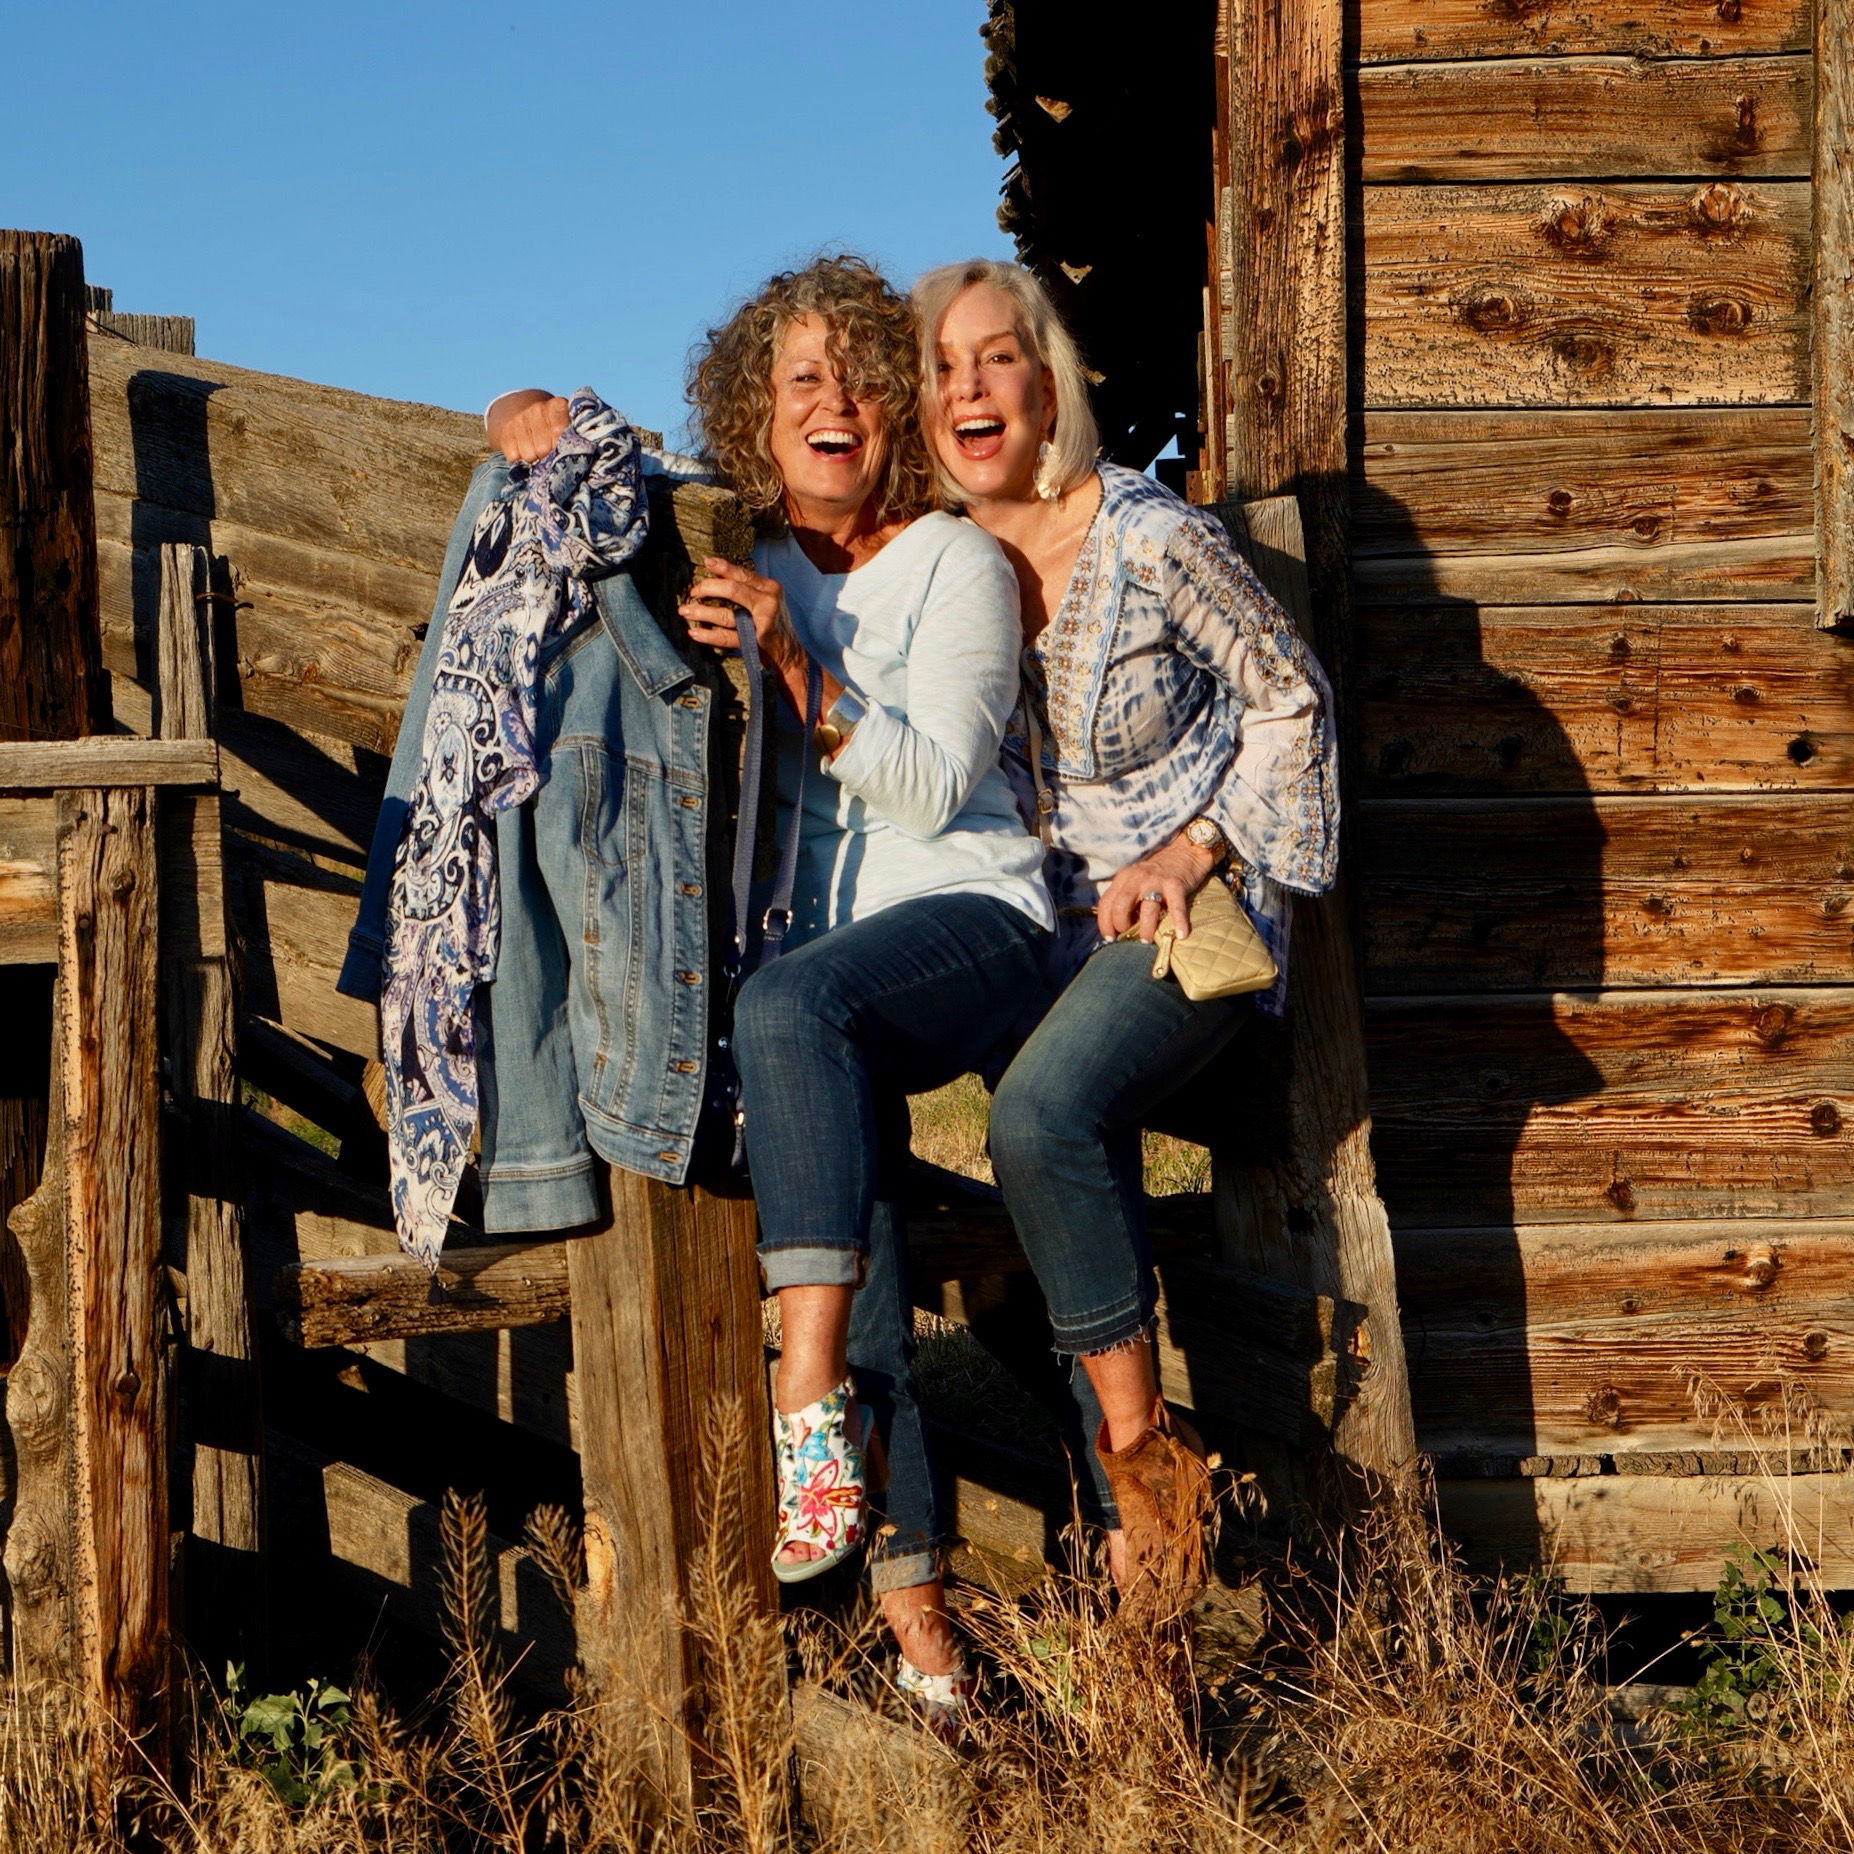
[759,1244,867,1291]
[1048,1296,1155,1359]
[868,1544,941,1595]
[480,1156,603,1233]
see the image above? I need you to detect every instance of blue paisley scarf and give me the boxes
[381,391,649,1270]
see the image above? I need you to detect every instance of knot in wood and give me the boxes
[1751,1003,1793,1046]
[1547,488,1575,517]
[5,1353,62,1442]
[1732,95,1758,148]
[1631,513,1663,541]
[1811,1101,1843,1137]
[1804,1330,1830,1361]
[1459,289,1524,334]
[1582,1385,1625,1430]
[1690,183,1749,232]
[1741,1245,1779,1289]
[1733,684,1760,704]
[1787,734,1818,765]
[113,1367,141,1401]
[1715,0,1741,18]
[1606,1179,1636,1213]
[2,1510,60,1596]
[1551,332,1612,374]
[1608,631,1631,659]
[1538,194,1617,254]
[1688,292,1754,336]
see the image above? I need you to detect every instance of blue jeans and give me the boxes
[989,939,1251,1523]
[734,892,1048,1591]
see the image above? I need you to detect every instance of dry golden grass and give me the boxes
[6,1436,1852,1854]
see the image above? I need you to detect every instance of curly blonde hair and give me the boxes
[686,254,934,527]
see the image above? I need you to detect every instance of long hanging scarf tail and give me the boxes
[379,392,649,1270]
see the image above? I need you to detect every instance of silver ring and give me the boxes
[1142,890,1164,904]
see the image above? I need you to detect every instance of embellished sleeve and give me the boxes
[1163,511,1339,897]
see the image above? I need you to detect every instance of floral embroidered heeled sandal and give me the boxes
[771,1379,872,1585]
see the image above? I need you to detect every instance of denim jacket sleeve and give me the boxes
[336,455,512,1003]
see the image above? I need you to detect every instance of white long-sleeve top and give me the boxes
[757,513,1053,946]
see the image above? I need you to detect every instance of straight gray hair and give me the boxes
[911,257,1101,506]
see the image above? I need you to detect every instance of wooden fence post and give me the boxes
[156,540,265,1675]
[0,230,108,1369]
[58,782,171,1752]
[566,1171,775,1809]
[1816,0,1852,630]
[1220,0,1417,1506]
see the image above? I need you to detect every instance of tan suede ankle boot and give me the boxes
[1095,1398,1213,1625]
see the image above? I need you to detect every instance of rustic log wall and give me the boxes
[1202,0,1854,1567]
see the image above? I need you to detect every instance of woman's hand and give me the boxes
[1096,835,1220,943]
[487,390,570,463]
[680,557,843,720]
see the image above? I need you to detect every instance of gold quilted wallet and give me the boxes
[1120,875,1277,1002]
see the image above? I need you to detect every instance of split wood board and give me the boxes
[1357,56,1813,183]
[1365,986,1854,1225]
[1438,1469,1854,1592]
[1359,794,1854,990]
[1362,181,1810,407]
[1356,602,1854,795]
[1355,408,1814,606]
[1396,1219,1854,1455]
[1355,0,1811,62]
[1818,0,1854,630]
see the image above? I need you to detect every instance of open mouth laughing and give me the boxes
[805,427,864,459]
[951,414,1007,461]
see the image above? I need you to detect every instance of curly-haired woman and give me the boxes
[489,257,1049,1718]
[909,257,1340,1621]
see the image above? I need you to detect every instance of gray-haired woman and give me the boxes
[913,257,1340,1617]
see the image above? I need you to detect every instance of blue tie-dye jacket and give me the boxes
[999,463,1339,1016]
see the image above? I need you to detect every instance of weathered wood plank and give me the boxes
[566,1170,775,1808]
[268,1434,572,1695]
[280,1244,575,1347]
[1363,182,1810,407]
[1818,0,1854,629]
[1356,0,1811,62]
[0,737,218,790]
[1356,408,1814,606]
[1367,986,1854,1226]
[1358,56,1812,183]
[1398,1220,1854,1456]
[57,787,169,1749]
[1360,794,1854,990]
[0,794,57,963]
[229,839,377,1059]
[1439,1471,1854,1592]
[1358,603,1854,795]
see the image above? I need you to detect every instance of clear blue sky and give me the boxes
[4,1,1013,445]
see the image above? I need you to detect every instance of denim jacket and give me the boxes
[338,456,717,1231]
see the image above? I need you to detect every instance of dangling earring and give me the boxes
[1034,438,1061,503]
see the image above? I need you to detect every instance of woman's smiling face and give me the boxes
[928,282,1054,504]
[766,314,892,527]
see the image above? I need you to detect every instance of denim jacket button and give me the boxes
[678,794,700,809]
[673,1059,699,1073]
[680,882,703,897]
[676,970,701,985]
[657,1151,681,1164]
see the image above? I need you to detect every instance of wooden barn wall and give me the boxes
[1229,0,1854,1504]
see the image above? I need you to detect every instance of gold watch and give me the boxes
[1181,815,1228,864]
